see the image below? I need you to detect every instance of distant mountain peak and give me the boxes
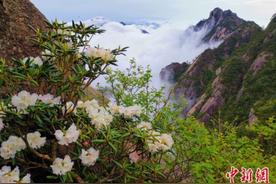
[210,7,223,13]
[209,7,224,20]
[194,8,246,42]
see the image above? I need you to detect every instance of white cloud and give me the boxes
[89,20,221,87]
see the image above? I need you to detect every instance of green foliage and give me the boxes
[246,117,276,155]
[173,117,273,183]
[254,99,276,121]
[221,57,276,123]
[102,60,165,119]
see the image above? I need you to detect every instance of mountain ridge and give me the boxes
[193,7,249,42]
[164,8,275,124]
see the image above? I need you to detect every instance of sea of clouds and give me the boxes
[86,17,222,88]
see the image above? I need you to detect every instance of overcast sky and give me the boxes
[31,0,276,27]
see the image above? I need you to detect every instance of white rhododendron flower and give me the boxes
[77,99,100,113]
[76,100,85,108]
[108,102,121,115]
[146,131,174,153]
[80,99,113,130]
[0,118,4,132]
[22,56,43,66]
[22,57,32,65]
[146,130,162,153]
[80,147,99,166]
[26,131,46,149]
[20,173,31,183]
[38,94,61,106]
[41,49,54,60]
[62,101,76,114]
[137,122,152,130]
[51,155,74,175]
[85,47,114,62]
[11,91,38,112]
[88,107,113,130]
[32,56,43,66]
[147,143,160,153]
[0,166,19,183]
[83,99,100,111]
[0,136,26,159]
[54,123,80,145]
[0,166,30,183]
[158,133,174,151]
[120,105,142,118]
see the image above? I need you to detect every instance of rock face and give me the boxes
[0,0,47,61]
[174,21,260,118]
[160,62,189,82]
[249,52,273,75]
[248,108,258,125]
[168,9,276,123]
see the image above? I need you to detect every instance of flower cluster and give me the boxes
[77,100,143,130]
[85,47,114,63]
[0,166,30,183]
[89,108,113,130]
[135,121,174,153]
[11,91,38,112]
[54,123,80,146]
[77,99,99,110]
[108,102,142,118]
[11,91,61,112]
[120,105,142,118]
[0,136,26,159]
[77,100,113,130]
[0,132,46,160]
[108,102,121,115]
[146,131,174,153]
[137,121,152,130]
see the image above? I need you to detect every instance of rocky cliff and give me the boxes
[167,9,276,124]
[160,62,189,82]
[0,0,47,61]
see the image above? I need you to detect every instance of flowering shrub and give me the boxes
[0,21,177,183]
[0,21,274,183]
